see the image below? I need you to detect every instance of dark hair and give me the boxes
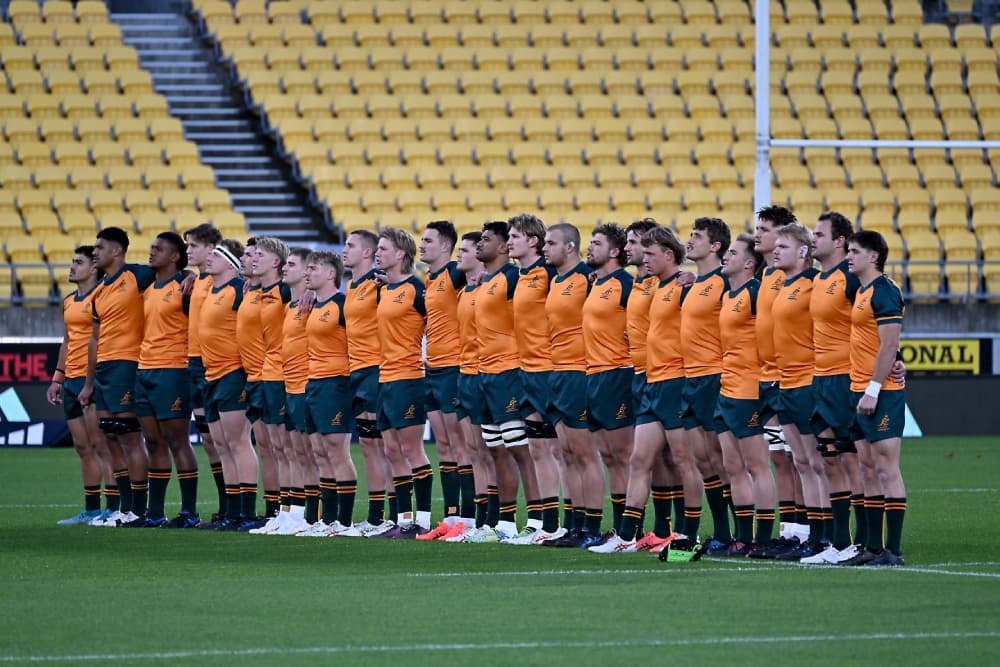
[219,238,244,258]
[508,213,546,250]
[626,217,659,236]
[288,246,311,263]
[641,226,686,264]
[692,217,732,259]
[593,222,627,266]
[183,222,222,246]
[74,244,95,259]
[156,231,188,270]
[96,226,129,253]
[426,220,458,251]
[848,230,889,272]
[482,220,510,242]
[756,205,797,228]
[818,211,854,243]
[245,236,257,247]
[348,229,379,250]
[461,231,482,244]
[734,233,764,274]
[549,222,581,250]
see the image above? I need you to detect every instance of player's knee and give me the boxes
[482,424,504,448]
[834,439,857,454]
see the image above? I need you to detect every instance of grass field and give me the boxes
[2,436,999,666]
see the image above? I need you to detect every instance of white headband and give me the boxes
[213,245,240,271]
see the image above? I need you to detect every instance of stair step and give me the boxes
[155,84,227,94]
[237,205,310,214]
[167,94,235,104]
[201,155,275,166]
[122,37,194,46]
[183,118,255,129]
[220,180,294,190]
[170,106,246,116]
[185,132,259,143]
[240,216,317,225]
[148,72,220,83]
[230,192,301,203]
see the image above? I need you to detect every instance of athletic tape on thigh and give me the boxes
[356,418,382,439]
[98,416,141,435]
[500,420,528,447]
[481,424,503,448]
[524,419,546,439]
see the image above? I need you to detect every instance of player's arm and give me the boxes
[46,335,69,405]
[79,320,99,407]
[857,321,901,415]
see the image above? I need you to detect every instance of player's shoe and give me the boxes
[214,516,241,531]
[704,537,732,557]
[417,520,452,541]
[465,526,500,543]
[862,549,905,567]
[838,546,879,566]
[501,526,538,545]
[358,519,395,537]
[824,543,860,564]
[439,520,468,540]
[113,511,140,527]
[333,523,364,537]
[660,536,705,562]
[761,536,800,559]
[88,509,112,526]
[295,521,330,537]
[199,513,225,530]
[648,532,684,554]
[272,515,309,535]
[530,526,566,545]
[163,512,201,529]
[634,532,668,552]
[236,516,268,532]
[392,523,429,539]
[249,514,282,535]
[57,509,102,526]
[588,531,638,553]
[723,540,752,558]
[494,521,519,542]
[542,528,587,548]
[800,544,839,565]
[443,524,479,542]
[580,530,611,549]
[141,515,168,528]
[364,520,400,538]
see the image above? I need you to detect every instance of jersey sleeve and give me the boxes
[129,264,156,291]
[447,263,467,291]
[747,280,760,316]
[231,279,245,311]
[279,283,292,304]
[872,278,903,326]
[334,292,347,326]
[616,273,632,308]
[843,267,861,303]
[411,277,427,316]
[502,264,518,299]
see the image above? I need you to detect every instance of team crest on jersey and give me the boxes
[435,279,447,292]
[486,282,498,295]
[747,411,761,428]
[663,288,675,302]
[599,287,614,300]
[825,280,840,295]
[856,297,869,311]
[115,280,127,293]
[615,403,629,420]
[698,284,714,297]
[161,288,175,303]
[355,285,369,300]
[213,294,226,305]
[505,397,519,413]
[170,397,183,412]
[731,299,743,313]
[250,293,260,304]
[330,411,343,426]
[769,277,783,291]
[526,275,539,289]
[561,283,575,296]
[393,292,406,304]
[120,391,132,406]
[403,404,416,420]
[786,287,802,301]
[318,309,331,323]
[877,415,891,432]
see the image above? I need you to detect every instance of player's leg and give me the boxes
[502,421,542,539]
[739,433,777,549]
[160,416,199,526]
[87,408,118,523]
[717,429,753,552]
[205,419,238,527]
[218,409,260,530]
[324,431,359,533]
[427,409,457,516]
[356,418,393,535]
[58,414,104,525]
[136,413,170,526]
[595,425,633,534]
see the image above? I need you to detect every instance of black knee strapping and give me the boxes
[98,417,141,435]
[524,420,546,439]
[542,422,558,439]
[357,418,381,439]
[834,439,857,454]
[118,417,141,434]
[816,436,839,457]
[193,414,210,434]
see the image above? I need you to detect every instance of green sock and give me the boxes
[104,483,120,512]
[562,499,574,530]
[637,505,646,536]
[130,478,148,517]
[239,483,257,519]
[541,496,560,532]
[411,465,433,513]
[337,480,356,526]
[114,469,132,513]
[474,493,488,528]
[703,476,731,541]
[866,495,885,551]
[795,503,808,526]
[851,494,867,546]
[393,475,413,519]
[304,485,320,524]
[830,491,853,549]
[734,504,755,543]
[225,484,240,520]
[146,468,171,519]
[651,486,673,538]
[458,465,476,518]
[439,461,459,517]
[610,493,626,530]
[822,509,834,543]
[585,508,602,535]
[84,485,102,512]
[619,505,643,541]
[290,487,305,507]
[210,462,226,515]
[884,497,906,555]
[574,507,587,532]
[755,509,775,543]
[486,485,500,526]
[367,490,385,524]
[177,468,198,515]
[683,506,702,539]
[320,478,338,525]
[778,500,796,533]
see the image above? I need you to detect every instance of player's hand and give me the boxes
[468,270,486,286]
[889,360,906,385]
[46,382,63,405]
[179,272,196,296]
[373,271,389,287]
[856,394,877,415]
[676,271,696,288]
[78,382,93,407]
[298,290,316,313]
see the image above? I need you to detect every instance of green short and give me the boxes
[94,360,138,415]
[587,367,635,431]
[62,376,86,421]
[645,377,685,430]
[480,369,523,425]
[260,380,287,426]
[632,373,657,426]
[714,394,765,439]
[204,369,248,423]
[188,356,207,410]
[851,389,905,443]
[306,376,354,435]
[811,374,854,440]
[456,373,486,425]
[134,368,190,421]
[285,392,310,433]
[520,369,554,422]
[425,365,460,414]
[349,365,379,416]
[758,380,781,425]
[549,370,588,429]
[243,381,265,424]
[778,384,817,434]
[376,378,427,431]
[682,373,721,432]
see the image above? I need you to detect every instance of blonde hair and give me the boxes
[775,223,814,262]
[379,227,417,273]
[254,236,290,267]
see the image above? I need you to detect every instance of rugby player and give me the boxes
[79,227,155,526]
[49,246,115,525]
[134,232,199,527]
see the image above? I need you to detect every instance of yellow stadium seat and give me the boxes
[416,165,453,190]
[873,118,911,141]
[34,165,72,190]
[459,71,494,96]
[957,163,995,190]
[23,209,63,235]
[267,1,301,25]
[178,165,215,190]
[160,189,199,215]
[70,46,108,72]
[195,189,232,215]
[896,189,930,220]
[906,229,941,260]
[399,95,436,119]
[475,142,513,167]
[450,165,488,191]
[942,116,980,140]
[364,142,401,167]
[124,142,162,168]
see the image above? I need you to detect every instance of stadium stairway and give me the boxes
[112,11,327,242]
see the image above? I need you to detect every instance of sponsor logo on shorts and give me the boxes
[578,408,588,422]
[279,405,286,416]
[404,404,416,420]
[877,414,891,432]
[170,397,183,412]
[239,390,248,403]
[505,397,519,413]
[615,403,629,420]
[330,411,343,427]
[120,391,132,406]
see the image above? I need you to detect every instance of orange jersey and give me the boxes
[425,261,465,368]
[582,267,633,375]
[236,284,265,382]
[91,264,155,363]
[810,260,861,377]
[187,273,213,358]
[627,273,658,373]
[457,284,479,375]
[719,279,761,400]
[376,275,426,382]
[63,285,98,378]
[199,276,245,381]
[850,275,904,392]
[544,262,593,371]
[344,269,382,373]
[281,299,309,393]
[306,292,350,379]
[646,273,686,383]
[139,272,189,370]
[772,268,819,389]
[755,267,786,382]
[474,263,520,374]
[512,258,557,372]
[259,281,292,381]
[680,267,728,378]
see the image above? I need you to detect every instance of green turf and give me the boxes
[2,437,999,666]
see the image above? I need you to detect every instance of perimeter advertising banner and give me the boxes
[0,340,67,446]
[899,338,988,376]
